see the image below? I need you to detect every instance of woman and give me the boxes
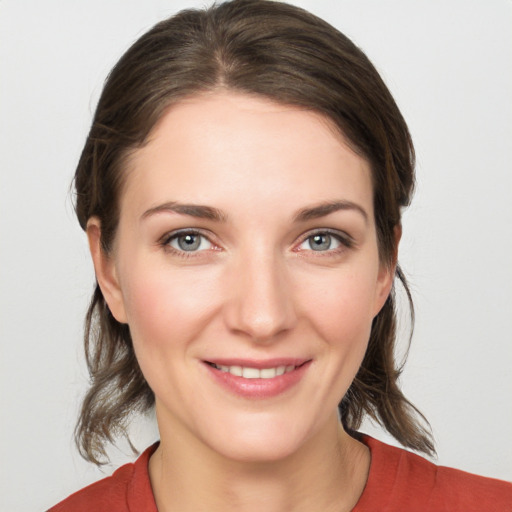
[48,0,512,510]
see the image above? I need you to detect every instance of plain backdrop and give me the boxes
[1,1,511,510]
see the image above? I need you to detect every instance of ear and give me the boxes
[373,224,402,317]
[86,217,128,324]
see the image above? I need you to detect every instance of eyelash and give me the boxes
[159,228,354,258]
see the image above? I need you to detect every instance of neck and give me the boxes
[149,412,370,512]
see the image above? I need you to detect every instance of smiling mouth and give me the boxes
[204,359,311,398]
[205,361,308,379]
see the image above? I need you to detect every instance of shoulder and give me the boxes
[47,444,158,512]
[354,435,512,512]
[48,464,134,512]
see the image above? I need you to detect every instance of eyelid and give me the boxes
[160,227,203,243]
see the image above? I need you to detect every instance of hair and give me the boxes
[74,0,434,464]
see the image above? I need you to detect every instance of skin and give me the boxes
[88,92,396,512]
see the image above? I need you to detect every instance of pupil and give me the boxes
[311,233,331,251]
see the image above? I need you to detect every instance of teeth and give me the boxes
[260,368,277,379]
[229,365,242,377]
[213,364,296,379]
[242,367,260,379]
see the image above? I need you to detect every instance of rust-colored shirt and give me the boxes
[49,436,512,511]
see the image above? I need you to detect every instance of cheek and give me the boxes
[119,263,222,354]
[298,267,379,345]
[290,266,379,414]
[118,263,225,408]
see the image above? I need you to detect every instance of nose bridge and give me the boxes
[224,243,296,341]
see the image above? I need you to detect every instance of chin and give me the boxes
[197,412,319,464]
[208,434,304,464]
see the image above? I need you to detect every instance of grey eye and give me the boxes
[308,233,333,251]
[178,234,200,251]
[169,232,212,252]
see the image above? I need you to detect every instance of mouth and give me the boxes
[203,359,311,398]
[205,361,305,379]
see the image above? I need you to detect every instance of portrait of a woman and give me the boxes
[0,1,511,511]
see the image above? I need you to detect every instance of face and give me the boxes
[89,92,394,463]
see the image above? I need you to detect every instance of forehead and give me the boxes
[121,92,374,220]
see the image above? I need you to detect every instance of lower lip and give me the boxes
[204,362,311,399]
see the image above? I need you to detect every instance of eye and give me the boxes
[166,231,213,252]
[296,230,352,253]
[305,233,340,251]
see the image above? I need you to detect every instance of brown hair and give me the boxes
[74,0,434,464]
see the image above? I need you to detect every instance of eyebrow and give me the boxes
[141,199,368,224]
[141,202,227,222]
[293,200,368,224]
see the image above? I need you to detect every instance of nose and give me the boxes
[223,248,298,342]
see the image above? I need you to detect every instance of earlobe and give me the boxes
[86,218,128,324]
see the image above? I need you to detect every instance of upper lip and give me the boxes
[204,358,311,369]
